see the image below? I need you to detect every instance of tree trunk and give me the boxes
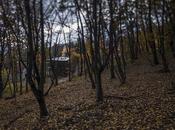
[109,0,116,79]
[148,0,159,65]
[95,71,103,102]
[37,93,49,118]
[0,64,3,97]
[160,0,169,72]
[25,0,48,118]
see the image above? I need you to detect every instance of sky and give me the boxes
[44,0,79,45]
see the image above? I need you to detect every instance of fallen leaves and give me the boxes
[0,58,175,129]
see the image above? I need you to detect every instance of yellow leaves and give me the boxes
[71,51,80,63]
[36,53,41,65]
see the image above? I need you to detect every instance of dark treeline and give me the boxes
[0,0,175,118]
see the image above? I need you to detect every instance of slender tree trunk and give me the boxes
[76,5,95,89]
[38,96,48,118]
[0,64,3,97]
[93,0,103,102]
[25,0,48,118]
[39,0,45,93]
[148,0,159,65]
[109,0,116,79]
[0,40,4,97]
[166,1,175,57]
[160,0,169,72]
[95,71,103,102]
[19,60,23,95]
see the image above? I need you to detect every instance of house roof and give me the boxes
[51,56,69,61]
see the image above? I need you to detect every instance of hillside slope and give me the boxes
[0,58,175,130]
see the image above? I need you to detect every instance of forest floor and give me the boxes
[0,57,175,130]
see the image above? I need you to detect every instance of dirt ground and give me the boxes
[0,58,175,130]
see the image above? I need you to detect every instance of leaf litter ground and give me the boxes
[0,58,175,130]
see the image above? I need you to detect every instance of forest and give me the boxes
[0,0,175,129]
